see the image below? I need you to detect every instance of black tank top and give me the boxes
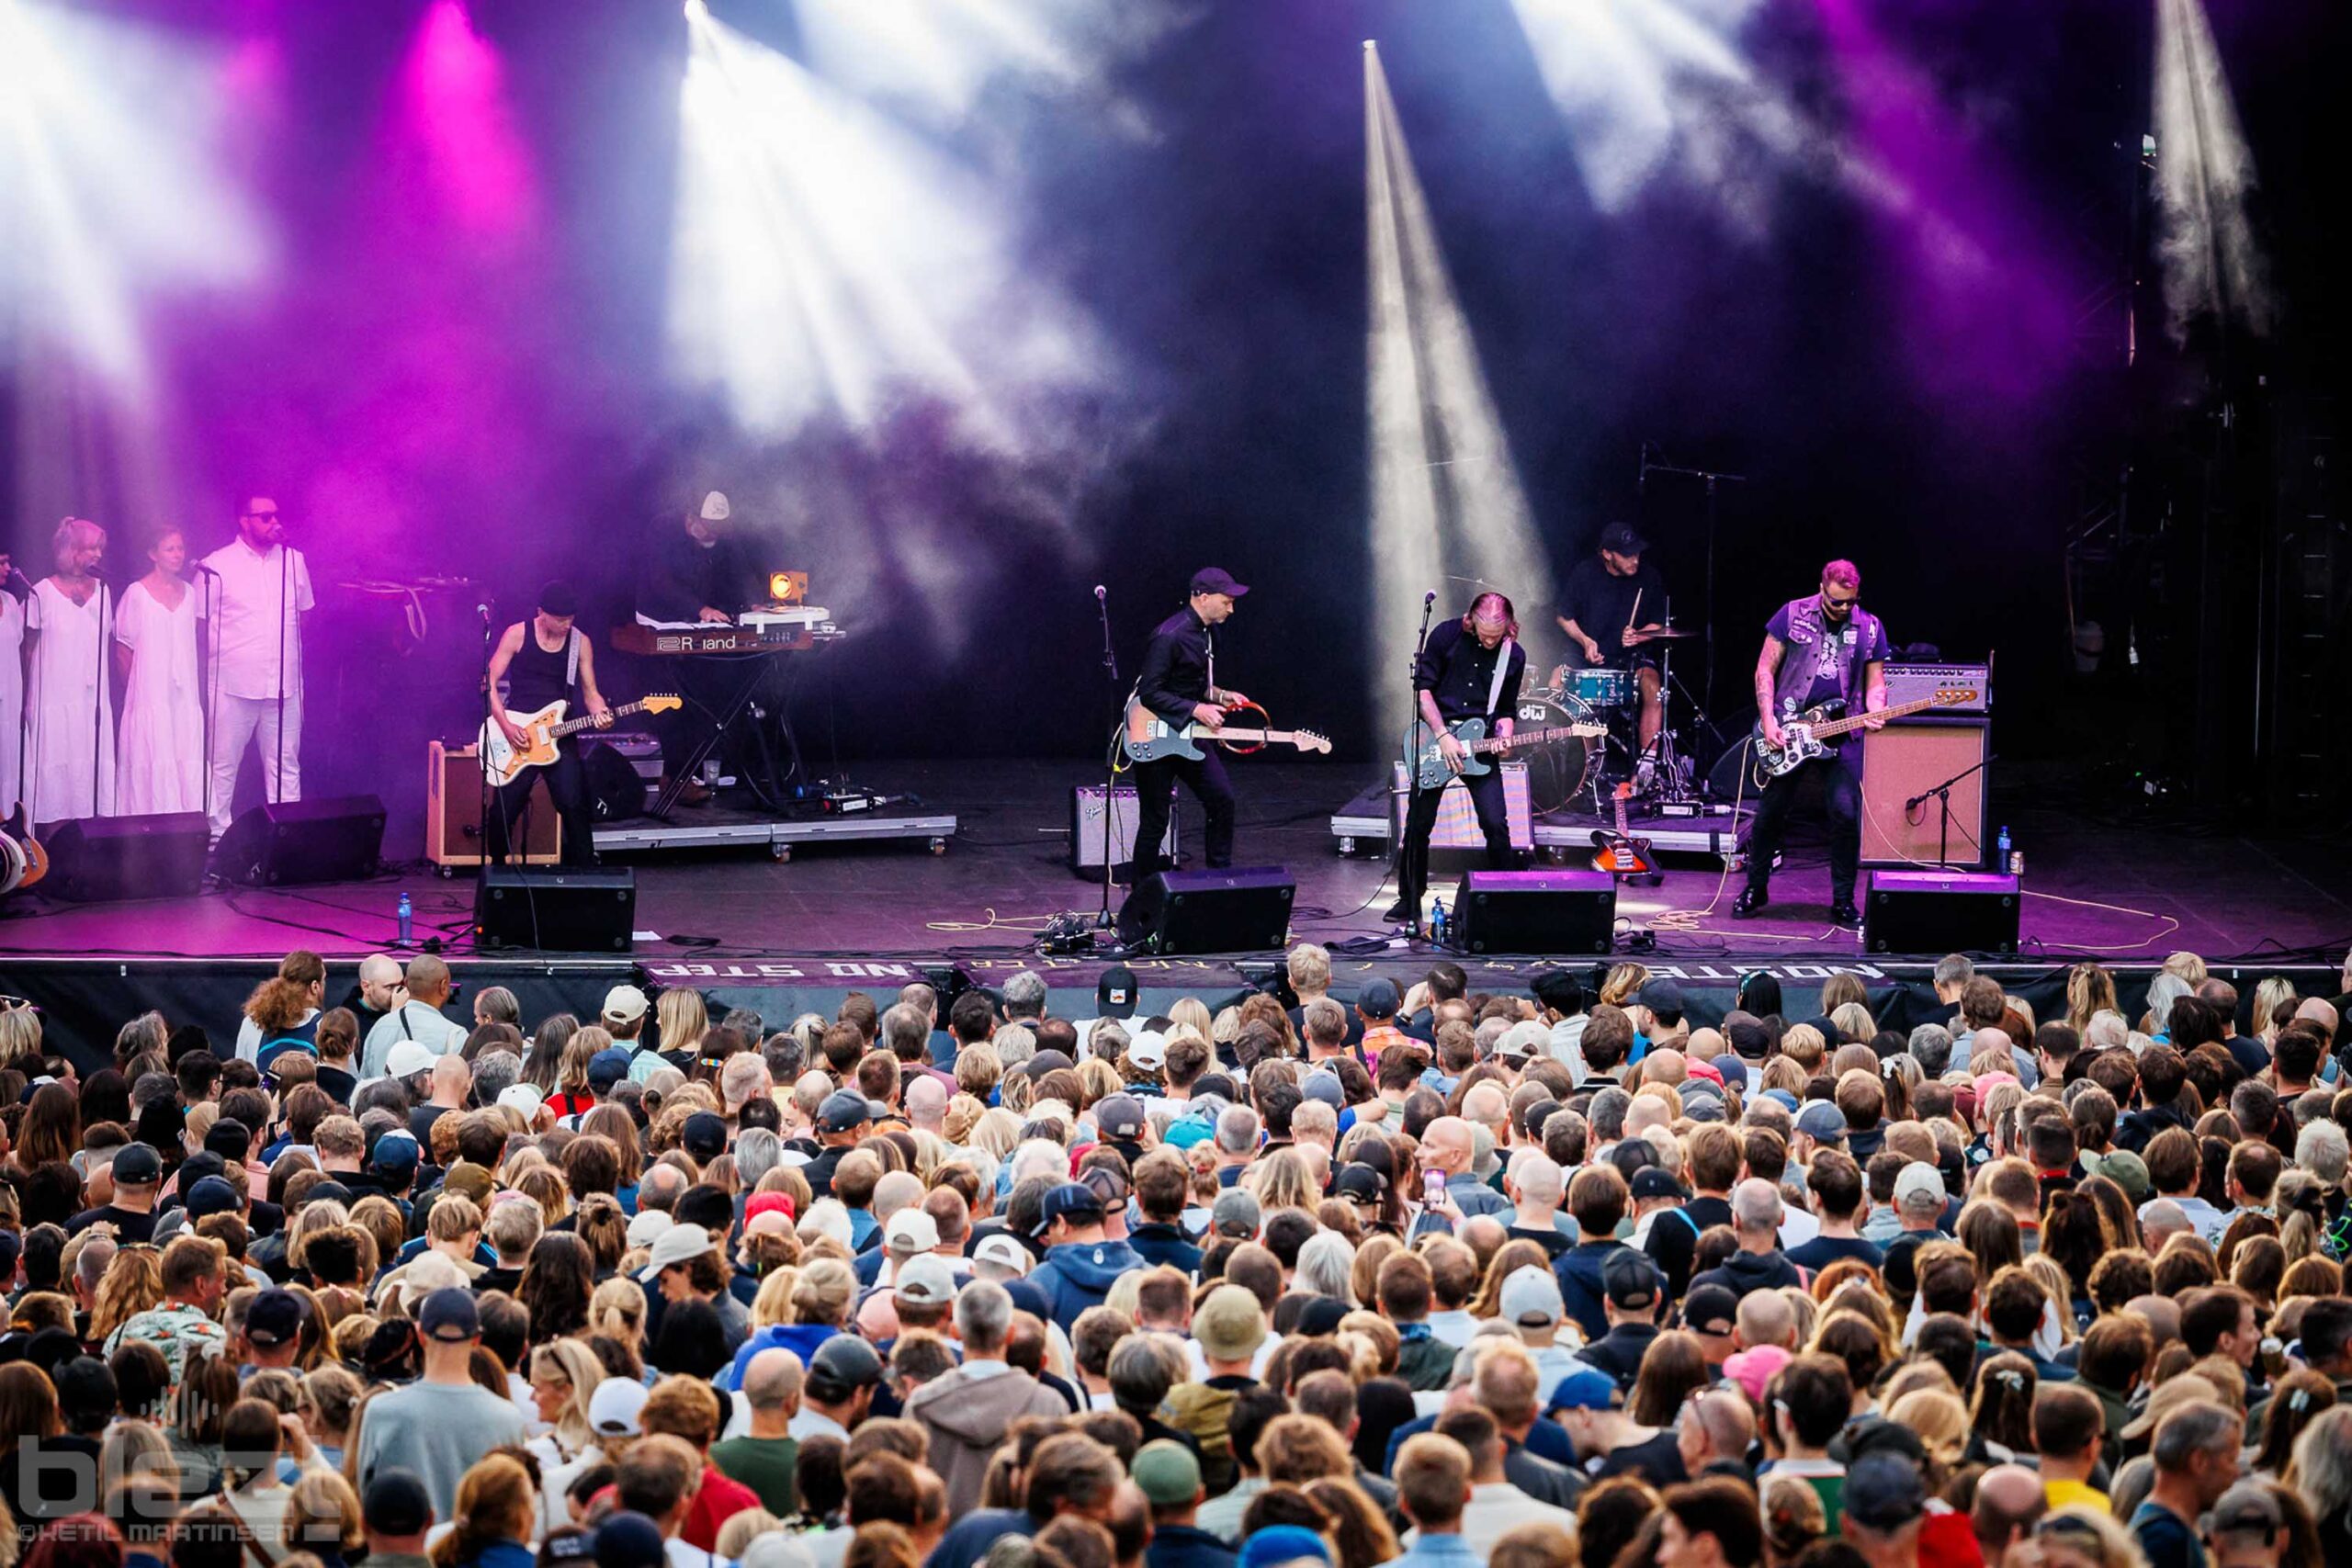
[505,625,574,713]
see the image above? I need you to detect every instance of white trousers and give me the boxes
[209,689,302,840]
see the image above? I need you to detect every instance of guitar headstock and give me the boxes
[1933,689,1977,706]
[1294,731,1333,754]
[642,694,684,716]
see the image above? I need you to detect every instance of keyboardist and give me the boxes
[637,489,756,804]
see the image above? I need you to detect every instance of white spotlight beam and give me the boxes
[2152,0,2274,342]
[1364,42,1556,741]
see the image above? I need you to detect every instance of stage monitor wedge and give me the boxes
[1451,869,1616,955]
[215,795,387,886]
[475,866,637,953]
[1116,865,1294,954]
[1863,869,2019,955]
[42,812,210,902]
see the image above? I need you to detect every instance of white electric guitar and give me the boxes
[479,696,681,787]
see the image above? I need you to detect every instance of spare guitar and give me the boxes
[1122,701,1332,764]
[480,695,683,787]
[0,806,46,896]
[1589,782,1662,885]
[1403,714,1606,793]
[1749,687,1978,784]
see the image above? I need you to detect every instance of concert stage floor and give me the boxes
[4,759,2348,1053]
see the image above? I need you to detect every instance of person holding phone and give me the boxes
[1411,1116,1510,1237]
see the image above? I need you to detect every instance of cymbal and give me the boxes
[1631,627,1698,640]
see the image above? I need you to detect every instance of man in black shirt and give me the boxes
[1555,523,1668,753]
[1126,569,1251,879]
[637,491,753,806]
[66,1143,162,1241]
[1390,592,1526,928]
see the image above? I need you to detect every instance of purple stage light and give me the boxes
[390,0,539,244]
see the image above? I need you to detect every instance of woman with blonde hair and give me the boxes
[1464,1239,1555,1321]
[1246,1148,1318,1213]
[589,1277,648,1347]
[651,987,707,1067]
[300,1367,362,1472]
[89,1247,164,1346]
[281,1471,365,1568]
[524,1340,605,1472]
[1885,1388,1969,1474]
[427,1454,537,1568]
[2027,1506,2149,1568]
[547,1027,609,1121]
[1349,1234,1404,1314]
[1167,998,1214,1043]
[1828,1002,1875,1045]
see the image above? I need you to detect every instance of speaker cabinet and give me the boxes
[214,795,387,886]
[1860,719,1991,867]
[1451,869,1617,955]
[1863,869,2020,955]
[1116,865,1294,954]
[426,742,561,868]
[1070,785,1179,875]
[474,866,637,953]
[42,813,210,902]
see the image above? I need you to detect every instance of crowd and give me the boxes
[3,942,2352,1568]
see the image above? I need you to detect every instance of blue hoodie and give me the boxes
[1553,1238,1623,1344]
[1028,1237,1146,1333]
[716,1322,838,1393]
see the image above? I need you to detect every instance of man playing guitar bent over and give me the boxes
[1390,592,1527,930]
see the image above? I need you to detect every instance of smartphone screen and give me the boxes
[1424,1170,1448,1204]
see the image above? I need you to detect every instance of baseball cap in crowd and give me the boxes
[2209,1483,2286,1543]
[1238,1529,1329,1568]
[1190,568,1249,598]
[1132,1441,1204,1508]
[1097,964,1139,1021]
[1333,1165,1385,1205]
[1844,1451,1927,1534]
[971,1234,1032,1278]
[1893,1163,1946,1209]
[1212,1189,1261,1240]
[1629,1168,1688,1203]
[894,1255,956,1307]
[370,1134,422,1179]
[637,1224,718,1282]
[245,1289,306,1349]
[587,1048,634,1092]
[625,1210,674,1249]
[1724,1345,1793,1404]
[1682,1093,1726,1124]
[1356,979,1400,1021]
[1500,1265,1565,1329]
[1726,1019,1771,1060]
[2086,1149,2151,1203]
[1496,1022,1546,1062]
[1760,1089,1801,1114]
[203,1122,250,1161]
[1195,1283,1268,1364]
[602,985,650,1026]
[2123,1372,2224,1440]
[385,1043,437,1081]
[111,1144,163,1188]
[885,1210,941,1254]
[1548,1366,1623,1412]
[1683,1283,1739,1339]
[1795,1100,1848,1142]
[185,1176,242,1221]
[1295,1298,1349,1337]
[1079,1165,1130,1211]
[362,1471,434,1538]
[1601,1248,1663,1314]
[805,1336,886,1401]
[1633,979,1683,1015]
[1038,1183,1105,1234]
[588,1378,650,1438]
[817,1090,873,1134]
[496,1085,543,1119]
[682,1112,728,1162]
[744,1192,796,1226]
[418,1289,480,1343]
[1301,1070,1343,1108]
[1710,1056,1751,1092]
[1599,521,1648,557]
[1125,1032,1168,1072]
[1095,1094,1145,1139]
[592,1512,668,1568]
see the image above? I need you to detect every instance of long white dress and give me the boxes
[116,578,203,816]
[25,577,116,826]
[0,589,22,821]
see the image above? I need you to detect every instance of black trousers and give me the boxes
[1399,762,1517,913]
[488,745,597,866]
[1746,746,1862,901]
[1129,750,1235,878]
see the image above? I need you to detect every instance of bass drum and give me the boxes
[1512,694,1600,815]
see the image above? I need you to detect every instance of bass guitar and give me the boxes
[480,695,683,787]
[1750,687,1977,784]
[1122,702,1331,764]
[1589,782,1662,885]
[1403,715,1605,792]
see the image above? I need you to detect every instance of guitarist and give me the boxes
[1127,568,1250,879]
[485,581,612,865]
[1735,559,1890,927]
[1389,592,1527,929]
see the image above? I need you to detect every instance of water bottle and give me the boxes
[1430,897,1447,945]
[397,891,413,947]
[1996,825,2011,874]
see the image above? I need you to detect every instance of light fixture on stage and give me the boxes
[2152,0,2274,341]
[767,570,801,602]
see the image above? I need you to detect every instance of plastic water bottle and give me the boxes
[1430,897,1448,945]
[1996,826,2012,875]
[397,891,413,947]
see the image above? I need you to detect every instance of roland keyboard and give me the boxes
[610,606,840,657]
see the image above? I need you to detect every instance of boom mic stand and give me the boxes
[1905,752,1996,870]
[1093,585,1122,931]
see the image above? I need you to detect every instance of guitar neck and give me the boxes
[1803,695,1944,740]
[1465,724,1591,755]
[1211,729,1307,746]
[547,699,653,740]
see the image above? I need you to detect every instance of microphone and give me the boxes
[477,603,493,624]
[1903,789,1929,811]
[191,563,223,578]
[1094,586,1106,602]
[1424,591,1436,605]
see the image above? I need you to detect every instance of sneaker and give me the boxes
[1831,901,1862,929]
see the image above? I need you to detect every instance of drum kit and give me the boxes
[1516,626,1704,816]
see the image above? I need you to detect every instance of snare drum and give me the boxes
[1570,668,1634,709]
[1512,694,1600,814]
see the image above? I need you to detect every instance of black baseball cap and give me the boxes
[1629,1168,1688,1202]
[1190,568,1249,598]
[1600,1248,1662,1312]
[245,1289,307,1349]
[1097,964,1139,1021]
[1599,522,1647,557]
[1843,1450,1927,1532]
[682,1112,728,1161]
[1683,1284,1739,1337]
[592,1513,666,1568]
[817,1090,873,1134]
[111,1144,163,1187]
[363,1471,434,1537]
[804,1336,885,1401]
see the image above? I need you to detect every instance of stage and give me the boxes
[5,758,2349,1056]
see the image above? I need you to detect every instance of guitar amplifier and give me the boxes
[1389,762,1534,851]
[1070,785,1179,875]
[1882,661,1990,714]
[427,741,561,868]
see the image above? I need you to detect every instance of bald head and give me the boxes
[1645,1050,1688,1086]
[1686,1029,1724,1060]
[2297,997,2340,1034]
[905,1076,948,1129]
[1423,1117,1476,1177]
[2141,1200,2190,1256]
[743,1348,805,1410]
[1731,1177,1783,1235]
[1736,1289,1795,1350]
[1972,1464,2047,1558]
[405,954,452,1004]
[2127,1294,2183,1348]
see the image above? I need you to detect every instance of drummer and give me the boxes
[1555,521,1668,755]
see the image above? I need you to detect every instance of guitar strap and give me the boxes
[565,627,582,690]
[1484,638,1516,718]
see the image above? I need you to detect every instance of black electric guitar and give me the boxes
[1589,782,1661,886]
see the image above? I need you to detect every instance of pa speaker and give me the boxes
[42,812,210,902]
[474,866,637,953]
[1451,869,1617,955]
[1116,865,1294,954]
[1863,869,2019,955]
[214,795,387,886]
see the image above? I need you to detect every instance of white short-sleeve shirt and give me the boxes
[200,541,314,700]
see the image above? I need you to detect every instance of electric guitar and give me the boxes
[1122,702,1332,763]
[1750,688,1977,783]
[1403,715,1605,792]
[1590,782,1662,885]
[0,806,45,895]
[480,696,682,787]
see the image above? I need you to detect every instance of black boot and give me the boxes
[1733,885,1769,918]
[1830,899,1861,929]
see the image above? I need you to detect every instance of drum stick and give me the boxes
[1626,589,1642,635]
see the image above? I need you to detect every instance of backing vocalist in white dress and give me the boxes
[24,518,116,825]
[115,528,205,817]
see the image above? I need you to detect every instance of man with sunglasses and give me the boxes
[203,495,313,844]
[1736,559,1890,928]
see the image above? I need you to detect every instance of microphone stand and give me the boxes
[91,570,111,818]
[7,570,32,831]
[1391,592,1439,933]
[1093,586,1121,931]
[274,530,291,810]
[1904,752,1995,870]
[193,564,221,833]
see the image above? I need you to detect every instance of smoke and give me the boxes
[2152,0,2276,342]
